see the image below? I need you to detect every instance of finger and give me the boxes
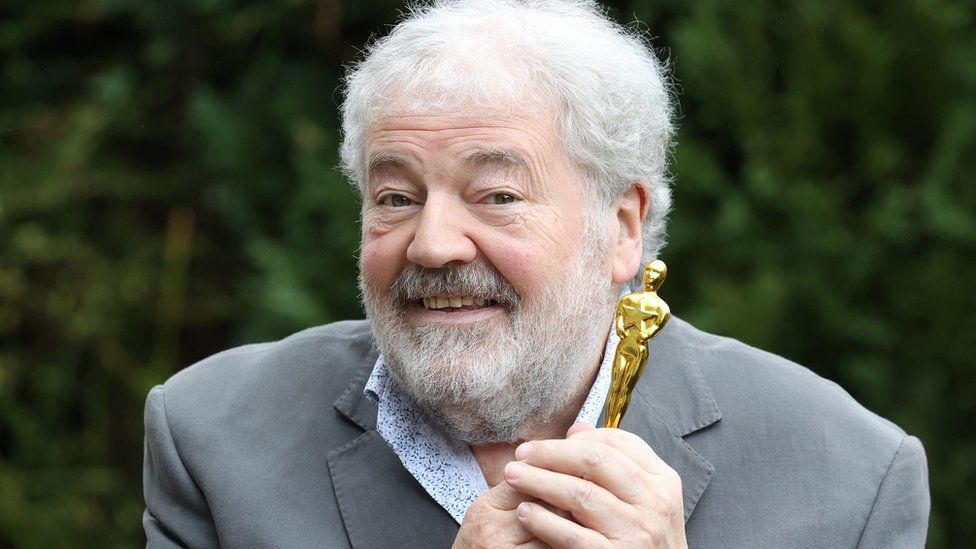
[503,513,542,547]
[538,501,573,521]
[517,501,610,549]
[559,430,685,520]
[565,427,668,475]
[513,439,648,503]
[514,540,552,549]
[486,480,531,511]
[483,482,561,544]
[505,461,632,534]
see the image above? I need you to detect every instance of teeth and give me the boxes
[421,296,490,310]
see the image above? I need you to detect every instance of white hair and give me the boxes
[340,0,675,280]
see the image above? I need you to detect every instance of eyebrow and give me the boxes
[365,149,529,182]
[366,153,411,177]
[464,149,529,170]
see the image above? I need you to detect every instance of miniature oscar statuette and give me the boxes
[603,260,672,429]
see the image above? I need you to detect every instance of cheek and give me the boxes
[360,236,408,294]
[490,245,536,283]
[481,232,574,296]
[489,210,583,273]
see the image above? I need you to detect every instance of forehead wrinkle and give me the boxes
[365,115,566,196]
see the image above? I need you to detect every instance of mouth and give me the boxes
[406,294,507,323]
[418,295,499,312]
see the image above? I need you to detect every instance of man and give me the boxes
[143,1,930,547]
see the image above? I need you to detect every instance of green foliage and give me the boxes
[0,0,972,546]
[640,1,976,545]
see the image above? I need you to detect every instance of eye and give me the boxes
[381,194,414,207]
[488,193,517,205]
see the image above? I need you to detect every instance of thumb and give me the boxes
[485,480,526,511]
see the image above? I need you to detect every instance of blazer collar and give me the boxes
[332,316,722,534]
[333,351,377,432]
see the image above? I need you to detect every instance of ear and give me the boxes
[610,182,650,285]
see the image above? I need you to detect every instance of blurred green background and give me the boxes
[1,0,973,546]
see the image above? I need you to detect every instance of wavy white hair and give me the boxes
[340,0,675,282]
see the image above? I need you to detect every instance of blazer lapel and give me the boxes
[615,317,721,522]
[329,363,459,548]
[327,430,459,548]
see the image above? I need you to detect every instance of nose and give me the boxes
[406,195,478,268]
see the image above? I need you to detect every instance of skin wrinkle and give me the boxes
[359,109,620,443]
[339,2,685,541]
[340,1,676,277]
[371,160,532,216]
[368,143,534,177]
[365,114,566,190]
[363,115,584,277]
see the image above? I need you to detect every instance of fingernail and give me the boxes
[515,442,533,460]
[505,461,524,481]
[517,502,531,518]
[568,422,593,436]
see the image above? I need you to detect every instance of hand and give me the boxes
[502,423,687,549]
[452,481,551,549]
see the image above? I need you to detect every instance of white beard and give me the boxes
[360,233,616,444]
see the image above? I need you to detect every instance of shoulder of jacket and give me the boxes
[670,318,908,445]
[165,319,371,384]
[153,319,375,425]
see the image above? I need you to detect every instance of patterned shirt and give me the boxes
[364,327,619,524]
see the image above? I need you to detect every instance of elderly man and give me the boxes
[142,1,930,547]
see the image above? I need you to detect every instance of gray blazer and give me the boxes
[143,318,929,548]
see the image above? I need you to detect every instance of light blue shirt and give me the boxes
[364,328,619,524]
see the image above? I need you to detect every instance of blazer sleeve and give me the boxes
[143,385,221,548]
[855,435,930,549]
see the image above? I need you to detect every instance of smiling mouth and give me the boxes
[419,296,499,311]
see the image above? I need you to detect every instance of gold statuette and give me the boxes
[603,260,672,429]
